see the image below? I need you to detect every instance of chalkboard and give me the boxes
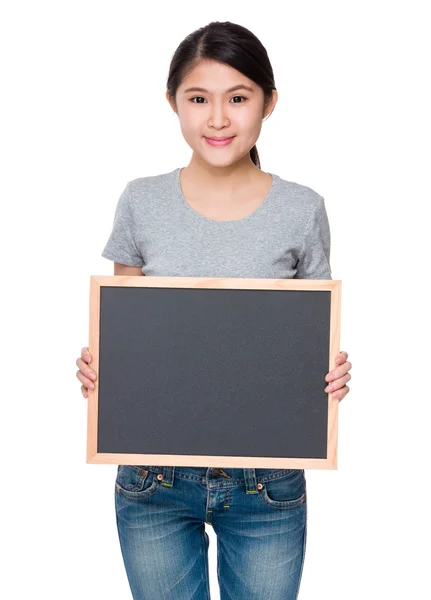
[87,276,341,469]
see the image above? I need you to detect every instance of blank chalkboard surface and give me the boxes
[87,276,341,469]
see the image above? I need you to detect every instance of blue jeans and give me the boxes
[115,465,307,600]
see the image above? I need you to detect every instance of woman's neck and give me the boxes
[183,155,262,196]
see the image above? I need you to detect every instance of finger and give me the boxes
[325,373,351,392]
[81,346,92,364]
[326,360,352,381]
[332,385,350,401]
[76,369,96,390]
[76,357,97,381]
[81,384,88,398]
[335,350,348,365]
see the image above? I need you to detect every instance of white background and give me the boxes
[1,1,430,598]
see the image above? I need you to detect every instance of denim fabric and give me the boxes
[115,465,307,599]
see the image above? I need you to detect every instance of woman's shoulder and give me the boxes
[128,168,178,196]
[272,172,325,208]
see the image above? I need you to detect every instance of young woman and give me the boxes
[76,20,352,600]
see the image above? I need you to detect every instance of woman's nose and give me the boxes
[208,103,230,128]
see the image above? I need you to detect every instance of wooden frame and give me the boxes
[87,276,341,469]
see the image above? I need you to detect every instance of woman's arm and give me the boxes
[114,262,145,276]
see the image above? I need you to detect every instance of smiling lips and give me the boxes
[205,136,235,146]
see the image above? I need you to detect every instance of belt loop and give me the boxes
[243,468,258,493]
[161,466,175,487]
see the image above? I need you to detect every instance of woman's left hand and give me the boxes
[324,351,352,401]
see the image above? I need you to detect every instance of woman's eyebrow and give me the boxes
[183,84,254,94]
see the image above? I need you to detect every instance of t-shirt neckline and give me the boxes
[174,167,279,224]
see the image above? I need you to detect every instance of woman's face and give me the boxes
[167,59,277,168]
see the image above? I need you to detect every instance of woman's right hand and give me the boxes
[76,346,97,398]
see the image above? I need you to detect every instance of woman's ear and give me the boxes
[166,90,177,115]
[263,89,278,120]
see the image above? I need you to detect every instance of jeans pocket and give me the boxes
[115,465,162,501]
[258,469,306,510]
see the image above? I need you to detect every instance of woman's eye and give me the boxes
[189,96,247,104]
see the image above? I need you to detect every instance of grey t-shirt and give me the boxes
[101,167,332,280]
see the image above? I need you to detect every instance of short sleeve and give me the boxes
[295,196,332,280]
[101,182,144,267]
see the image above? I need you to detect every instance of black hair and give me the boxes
[166,21,277,169]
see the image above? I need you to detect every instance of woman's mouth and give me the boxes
[205,136,235,147]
